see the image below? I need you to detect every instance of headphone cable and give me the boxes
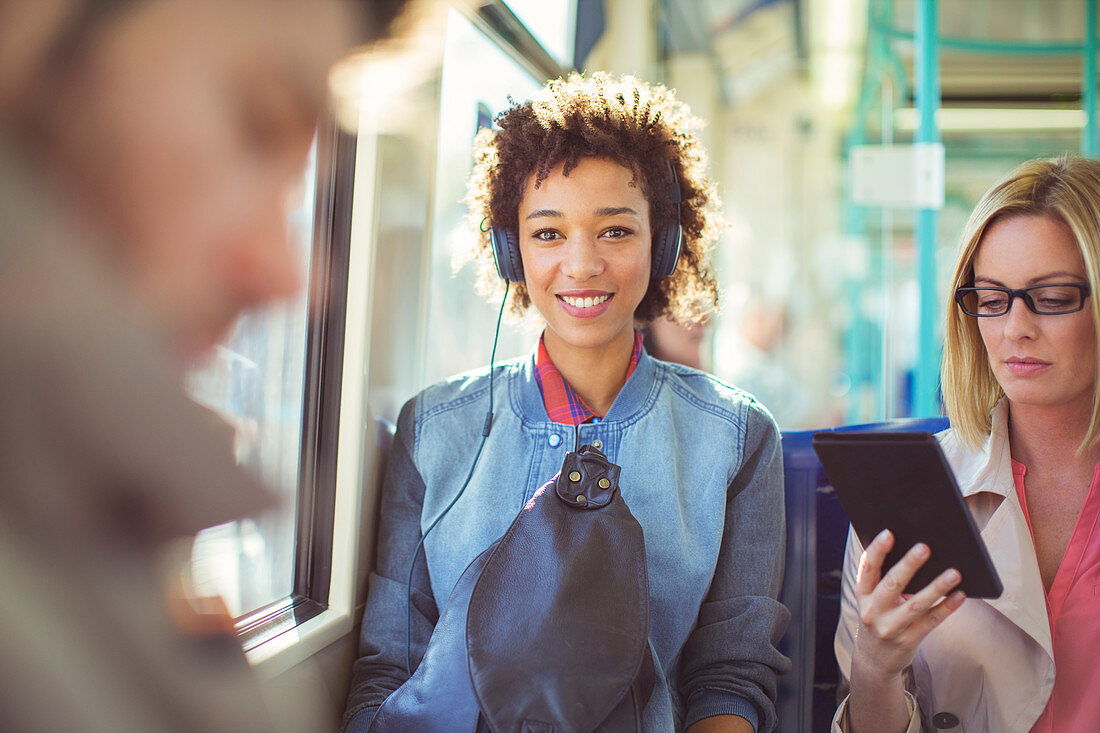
[404,281,509,675]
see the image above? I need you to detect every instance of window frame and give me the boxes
[234,118,357,651]
[473,0,568,80]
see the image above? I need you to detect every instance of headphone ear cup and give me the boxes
[490,226,524,282]
[651,223,683,279]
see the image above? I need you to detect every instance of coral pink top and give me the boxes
[1012,459,1100,733]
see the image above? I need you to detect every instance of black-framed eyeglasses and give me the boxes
[954,282,1092,317]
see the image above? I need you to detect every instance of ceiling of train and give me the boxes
[891,0,1086,103]
[657,0,1090,109]
[660,0,799,104]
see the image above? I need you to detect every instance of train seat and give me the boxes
[775,416,950,733]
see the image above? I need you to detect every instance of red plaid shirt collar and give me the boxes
[534,330,644,425]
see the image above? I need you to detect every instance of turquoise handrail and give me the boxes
[913,0,940,418]
[1084,0,1097,155]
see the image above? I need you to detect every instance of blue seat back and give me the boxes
[774,417,949,732]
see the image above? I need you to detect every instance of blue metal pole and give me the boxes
[842,0,899,422]
[913,0,940,416]
[1084,0,1098,156]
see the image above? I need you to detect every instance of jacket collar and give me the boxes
[942,399,1053,660]
[513,344,658,425]
[943,399,1015,500]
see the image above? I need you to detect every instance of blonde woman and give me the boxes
[834,156,1100,732]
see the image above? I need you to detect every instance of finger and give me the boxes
[869,542,931,608]
[913,590,966,637]
[855,529,894,595]
[881,568,962,636]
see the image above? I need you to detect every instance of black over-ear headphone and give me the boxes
[490,161,684,283]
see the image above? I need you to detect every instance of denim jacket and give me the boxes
[343,349,791,732]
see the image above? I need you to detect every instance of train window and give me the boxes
[421,9,546,386]
[186,141,318,618]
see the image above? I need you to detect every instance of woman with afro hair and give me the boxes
[343,72,789,733]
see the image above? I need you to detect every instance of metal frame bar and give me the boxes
[234,118,355,649]
[292,120,357,606]
[1084,0,1098,155]
[912,0,940,417]
[467,0,567,82]
[845,0,1099,419]
[842,0,899,421]
[870,19,1086,56]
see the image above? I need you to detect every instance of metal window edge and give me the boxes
[245,606,354,679]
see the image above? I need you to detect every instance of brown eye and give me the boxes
[976,291,1009,314]
[602,227,633,239]
[240,103,285,154]
[237,72,310,158]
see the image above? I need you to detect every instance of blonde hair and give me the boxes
[943,156,1100,451]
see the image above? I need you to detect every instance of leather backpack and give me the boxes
[369,445,654,733]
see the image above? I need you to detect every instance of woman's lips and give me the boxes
[1004,357,1052,377]
[557,292,613,318]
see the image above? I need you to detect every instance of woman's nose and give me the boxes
[560,238,604,280]
[1002,296,1039,340]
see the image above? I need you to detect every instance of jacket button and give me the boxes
[598,478,611,489]
[932,712,959,729]
[548,434,561,447]
[568,471,581,482]
[592,439,603,449]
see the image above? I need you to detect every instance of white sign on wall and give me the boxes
[849,142,945,209]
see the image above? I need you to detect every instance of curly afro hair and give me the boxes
[459,71,722,325]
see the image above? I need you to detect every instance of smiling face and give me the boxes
[39,0,351,358]
[517,157,652,362]
[973,214,1098,414]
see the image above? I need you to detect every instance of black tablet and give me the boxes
[812,431,1003,598]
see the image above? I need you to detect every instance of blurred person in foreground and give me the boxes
[0,1,407,731]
